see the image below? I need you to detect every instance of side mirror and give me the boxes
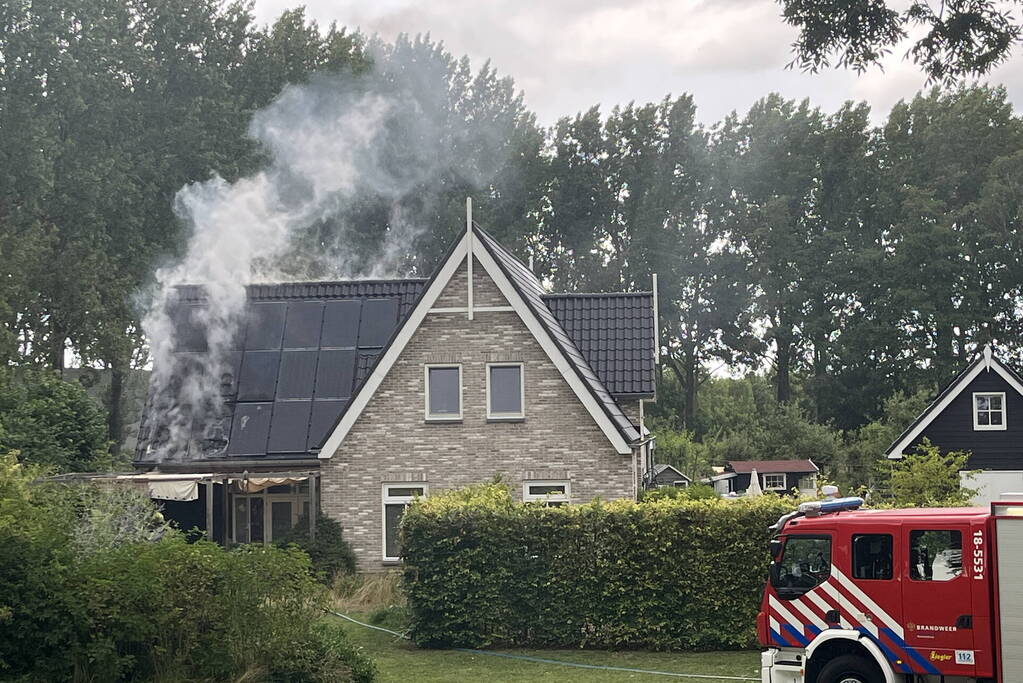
[769,562,781,586]
[769,539,783,560]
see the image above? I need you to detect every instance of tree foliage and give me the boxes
[779,0,1023,81]
[888,440,978,507]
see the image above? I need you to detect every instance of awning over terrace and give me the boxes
[44,469,321,544]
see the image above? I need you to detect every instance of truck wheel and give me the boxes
[816,654,883,683]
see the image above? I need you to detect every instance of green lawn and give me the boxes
[334,614,762,683]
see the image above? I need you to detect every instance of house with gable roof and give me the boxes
[135,216,657,569]
[885,345,1023,505]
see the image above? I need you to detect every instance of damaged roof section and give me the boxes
[136,280,427,464]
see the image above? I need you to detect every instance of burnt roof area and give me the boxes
[136,230,656,465]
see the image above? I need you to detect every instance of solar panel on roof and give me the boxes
[244,302,287,350]
[321,300,361,348]
[315,349,356,399]
[228,403,272,455]
[357,299,398,347]
[283,301,324,349]
[267,400,312,453]
[277,350,318,399]
[237,350,281,401]
[171,304,208,352]
[308,399,347,450]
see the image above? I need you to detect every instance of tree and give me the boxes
[887,440,977,506]
[0,370,111,472]
[779,0,1023,81]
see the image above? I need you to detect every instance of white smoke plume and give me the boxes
[141,38,522,461]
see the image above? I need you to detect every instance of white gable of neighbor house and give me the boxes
[317,230,634,458]
[886,350,1023,459]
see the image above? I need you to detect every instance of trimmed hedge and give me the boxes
[401,483,794,650]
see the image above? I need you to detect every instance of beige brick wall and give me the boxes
[321,257,636,570]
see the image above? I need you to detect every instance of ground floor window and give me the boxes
[383,483,427,562]
[762,473,786,491]
[232,482,310,544]
[523,481,570,506]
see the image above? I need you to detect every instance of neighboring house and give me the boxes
[885,345,1023,505]
[707,460,819,497]
[135,222,657,569]
[644,463,691,488]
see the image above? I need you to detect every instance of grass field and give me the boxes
[334,613,762,683]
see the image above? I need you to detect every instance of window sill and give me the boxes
[487,416,525,423]
[381,559,401,566]
[425,418,462,424]
[974,425,1007,431]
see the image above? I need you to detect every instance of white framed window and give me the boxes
[424,365,461,421]
[487,362,524,420]
[231,482,311,544]
[973,392,1006,431]
[382,483,427,562]
[523,481,570,506]
[762,473,786,491]
[797,474,817,491]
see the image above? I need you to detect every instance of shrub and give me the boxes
[401,482,793,651]
[276,512,358,581]
[0,464,376,682]
[640,482,717,502]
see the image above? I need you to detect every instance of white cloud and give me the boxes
[251,0,1023,126]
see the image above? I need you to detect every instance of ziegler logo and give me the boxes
[929,651,952,662]
[973,529,985,580]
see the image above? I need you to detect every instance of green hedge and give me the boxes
[401,483,794,650]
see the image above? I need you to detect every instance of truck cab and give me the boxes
[759,499,993,683]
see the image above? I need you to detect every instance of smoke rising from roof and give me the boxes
[140,38,517,462]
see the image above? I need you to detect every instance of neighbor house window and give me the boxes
[382,484,427,562]
[797,474,817,491]
[425,365,461,420]
[763,473,786,491]
[974,392,1006,431]
[523,481,570,506]
[487,363,524,419]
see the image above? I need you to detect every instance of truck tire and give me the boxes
[816,654,883,683]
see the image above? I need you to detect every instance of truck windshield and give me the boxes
[772,535,831,595]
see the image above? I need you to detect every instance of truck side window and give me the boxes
[910,530,962,581]
[773,535,831,593]
[852,534,892,580]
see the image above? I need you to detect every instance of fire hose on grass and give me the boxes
[327,610,760,681]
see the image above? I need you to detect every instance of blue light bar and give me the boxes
[798,497,864,517]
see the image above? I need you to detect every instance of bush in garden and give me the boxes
[276,511,358,581]
[401,482,794,651]
[0,458,376,682]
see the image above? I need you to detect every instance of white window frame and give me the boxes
[424,364,462,421]
[382,483,428,562]
[523,480,570,506]
[486,362,525,420]
[797,474,817,491]
[231,483,311,545]
[973,391,1007,431]
[762,473,786,491]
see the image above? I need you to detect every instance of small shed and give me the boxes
[645,464,691,489]
[708,459,818,496]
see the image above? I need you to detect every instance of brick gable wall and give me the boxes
[320,256,637,570]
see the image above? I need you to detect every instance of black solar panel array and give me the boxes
[136,280,426,463]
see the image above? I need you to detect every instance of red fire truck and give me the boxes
[758,494,1023,683]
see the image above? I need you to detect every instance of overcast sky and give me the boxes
[251,0,1023,126]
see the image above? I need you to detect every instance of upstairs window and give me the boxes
[524,481,569,506]
[974,392,1006,431]
[487,363,524,419]
[425,365,461,420]
[763,473,786,491]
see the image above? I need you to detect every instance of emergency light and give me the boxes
[797,496,864,517]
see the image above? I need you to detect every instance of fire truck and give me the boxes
[758,494,1023,683]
